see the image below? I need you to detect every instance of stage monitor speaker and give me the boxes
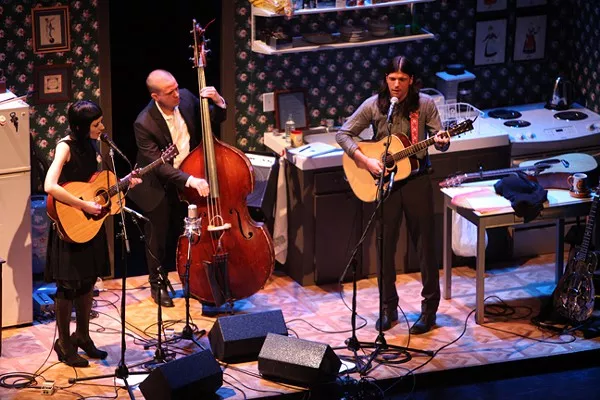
[258,333,342,386]
[245,153,278,223]
[208,309,288,363]
[139,349,223,400]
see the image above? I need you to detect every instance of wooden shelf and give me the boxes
[252,0,435,17]
[252,29,435,55]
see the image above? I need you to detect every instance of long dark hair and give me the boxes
[377,56,421,118]
[67,100,102,144]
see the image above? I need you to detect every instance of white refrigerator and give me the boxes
[0,91,32,327]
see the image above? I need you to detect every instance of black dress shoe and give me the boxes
[71,333,108,359]
[54,339,89,368]
[375,308,398,331]
[409,313,436,335]
[151,285,174,308]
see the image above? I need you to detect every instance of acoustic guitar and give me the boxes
[342,119,475,202]
[440,153,598,189]
[47,144,178,243]
[553,186,599,322]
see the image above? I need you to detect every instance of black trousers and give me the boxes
[378,172,440,315]
[143,186,187,285]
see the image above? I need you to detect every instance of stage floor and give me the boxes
[1,253,599,399]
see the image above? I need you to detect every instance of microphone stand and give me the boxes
[341,113,433,376]
[68,148,147,399]
[172,216,204,346]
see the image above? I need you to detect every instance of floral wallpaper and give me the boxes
[232,0,600,153]
[1,0,100,193]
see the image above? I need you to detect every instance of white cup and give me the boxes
[567,172,587,192]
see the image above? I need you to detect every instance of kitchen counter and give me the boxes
[265,119,510,169]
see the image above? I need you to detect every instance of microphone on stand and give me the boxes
[123,206,149,223]
[184,204,201,244]
[100,132,130,164]
[386,97,399,125]
[386,171,396,195]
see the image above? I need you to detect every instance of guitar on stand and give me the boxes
[47,144,178,243]
[553,186,600,323]
[342,119,475,202]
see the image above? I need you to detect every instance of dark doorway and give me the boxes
[108,2,222,278]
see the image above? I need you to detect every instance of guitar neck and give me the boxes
[392,136,437,162]
[462,166,540,181]
[578,190,599,259]
[107,155,167,197]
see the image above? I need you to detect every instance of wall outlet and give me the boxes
[263,92,275,112]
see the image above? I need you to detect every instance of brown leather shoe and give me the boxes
[151,284,174,308]
[375,308,398,331]
[409,313,436,335]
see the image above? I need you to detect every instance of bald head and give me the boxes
[147,69,180,113]
[146,69,176,94]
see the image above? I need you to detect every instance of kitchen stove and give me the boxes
[480,102,600,157]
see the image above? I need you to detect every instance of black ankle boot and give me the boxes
[375,308,399,331]
[409,313,436,335]
[151,284,174,308]
[54,339,89,367]
[71,333,108,359]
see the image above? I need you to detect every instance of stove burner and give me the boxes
[504,120,531,128]
[488,109,522,119]
[554,111,588,121]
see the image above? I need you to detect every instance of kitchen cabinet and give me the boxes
[251,0,435,55]
[285,164,362,285]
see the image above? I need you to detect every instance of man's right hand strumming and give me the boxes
[188,176,210,197]
[354,150,384,176]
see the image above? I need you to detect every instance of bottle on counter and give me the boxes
[285,114,295,143]
[291,129,304,148]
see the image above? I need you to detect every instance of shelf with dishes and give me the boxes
[252,0,435,17]
[252,28,434,54]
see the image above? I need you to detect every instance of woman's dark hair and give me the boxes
[377,55,421,118]
[67,100,102,143]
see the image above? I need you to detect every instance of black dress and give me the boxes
[45,139,110,286]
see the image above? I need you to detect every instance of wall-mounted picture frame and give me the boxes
[476,0,508,13]
[31,5,71,54]
[274,89,308,131]
[516,0,547,7]
[514,15,547,61]
[33,64,73,104]
[474,19,507,66]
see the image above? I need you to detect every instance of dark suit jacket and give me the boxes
[127,88,225,212]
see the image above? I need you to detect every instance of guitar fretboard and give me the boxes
[578,189,599,260]
[106,153,169,198]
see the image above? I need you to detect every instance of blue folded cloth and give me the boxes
[494,172,548,223]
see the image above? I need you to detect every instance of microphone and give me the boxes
[184,204,201,243]
[123,206,149,223]
[100,132,130,164]
[387,171,396,194]
[386,97,399,125]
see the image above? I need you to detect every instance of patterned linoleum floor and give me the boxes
[1,253,599,399]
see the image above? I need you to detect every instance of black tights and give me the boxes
[55,279,96,346]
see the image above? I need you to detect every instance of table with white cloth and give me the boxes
[441,183,593,324]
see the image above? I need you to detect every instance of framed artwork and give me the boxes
[476,0,508,13]
[474,19,507,66]
[274,89,308,131]
[33,64,73,104]
[516,0,547,7]
[514,15,547,61]
[31,5,71,54]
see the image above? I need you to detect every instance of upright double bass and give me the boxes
[176,20,275,306]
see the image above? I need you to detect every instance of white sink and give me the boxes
[303,132,340,147]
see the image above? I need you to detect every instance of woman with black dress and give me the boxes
[44,100,141,367]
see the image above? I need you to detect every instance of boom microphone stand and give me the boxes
[342,111,433,376]
[68,149,147,399]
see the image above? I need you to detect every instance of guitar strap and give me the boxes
[410,111,419,144]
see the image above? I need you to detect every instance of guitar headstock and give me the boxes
[439,174,465,188]
[190,19,213,69]
[446,118,475,138]
[162,143,179,163]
